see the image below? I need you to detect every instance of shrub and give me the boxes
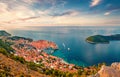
[27,62,38,71]
[11,56,26,64]
[0,48,9,56]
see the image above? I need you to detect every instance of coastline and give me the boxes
[0,31,78,72]
[86,39,109,44]
[1,30,120,77]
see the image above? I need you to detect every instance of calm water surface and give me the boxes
[9,26,120,66]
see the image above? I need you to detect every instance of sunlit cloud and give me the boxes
[104,5,120,16]
[0,0,120,30]
[90,0,101,7]
[104,12,111,16]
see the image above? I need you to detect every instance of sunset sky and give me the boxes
[0,0,120,29]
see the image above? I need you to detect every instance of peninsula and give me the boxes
[0,31,76,72]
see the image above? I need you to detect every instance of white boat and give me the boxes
[68,48,70,51]
[62,43,66,48]
[50,50,54,53]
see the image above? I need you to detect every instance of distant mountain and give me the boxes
[86,34,120,44]
[8,36,33,42]
[0,30,11,36]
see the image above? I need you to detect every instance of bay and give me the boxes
[9,26,120,66]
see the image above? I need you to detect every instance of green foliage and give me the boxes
[26,61,65,76]
[40,68,74,77]
[0,39,13,52]
[0,48,9,56]
[26,62,38,71]
[0,71,13,77]
[97,62,106,71]
[78,69,84,75]
[20,74,24,77]
[3,66,11,72]
[11,55,26,64]
[65,72,73,77]
[76,62,107,77]
[26,62,73,77]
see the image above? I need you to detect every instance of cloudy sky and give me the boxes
[0,0,120,29]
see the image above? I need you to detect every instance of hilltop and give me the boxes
[0,30,11,36]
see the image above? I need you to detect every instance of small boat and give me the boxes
[68,48,70,51]
[62,43,66,48]
[50,50,54,53]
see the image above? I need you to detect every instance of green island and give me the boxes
[86,34,120,44]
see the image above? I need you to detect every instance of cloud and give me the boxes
[60,10,79,16]
[104,5,120,16]
[0,0,57,22]
[0,2,8,13]
[104,12,111,16]
[0,0,71,29]
[90,0,101,7]
[52,10,80,16]
[0,0,120,29]
[22,0,37,4]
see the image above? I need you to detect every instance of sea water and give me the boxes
[9,26,120,66]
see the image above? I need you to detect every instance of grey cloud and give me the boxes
[52,10,80,17]
[18,16,41,21]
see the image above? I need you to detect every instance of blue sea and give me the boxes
[9,26,120,66]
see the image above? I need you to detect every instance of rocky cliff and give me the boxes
[90,62,120,77]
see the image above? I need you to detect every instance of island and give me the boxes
[86,34,120,44]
